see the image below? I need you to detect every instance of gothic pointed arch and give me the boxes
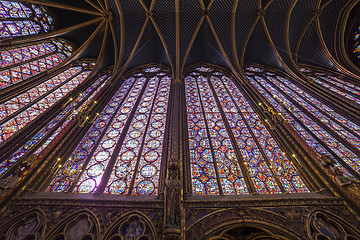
[47,64,173,196]
[0,208,46,240]
[43,209,100,240]
[185,208,302,240]
[307,209,360,240]
[183,64,309,195]
[103,211,156,240]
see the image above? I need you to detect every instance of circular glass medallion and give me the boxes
[147,139,160,149]
[117,114,127,121]
[139,107,148,113]
[107,130,120,138]
[105,107,115,114]
[88,130,100,138]
[74,151,88,161]
[63,163,78,176]
[125,139,139,148]
[87,163,104,177]
[129,130,141,138]
[153,114,164,120]
[120,151,135,161]
[141,164,157,178]
[133,121,145,129]
[121,108,131,114]
[109,101,118,107]
[101,115,110,121]
[149,130,161,138]
[94,121,106,129]
[144,151,159,162]
[154,107,165,113]
[112,121,123,129]
[137,180,155,195]
[102,139,115,149]
[151,121,163,129]
[82,139,94,149]
[136,114,147,121]
[109,180,126,194]
[141,101,151,107]
[95,151,110,162]
[124,102,133,107]
[77,179,96,193]
[52,178,70,192]
[157,102,166,107]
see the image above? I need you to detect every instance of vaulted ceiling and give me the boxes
[17,0,352,78]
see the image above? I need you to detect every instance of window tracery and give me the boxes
[246,66,360,180]
[48,66,171,196]
[185,66,308,195]
[0,0,54,38]
[0,39,74,89]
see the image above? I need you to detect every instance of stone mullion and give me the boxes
[0,69,84,126]
[238,75,326,192]
[32,72,114,191]
[61,76,134,192]
[127,76,162,195]
[158,78,176,197]
[96,74,152,194]
[206,75,257,194]
[180,80,193,197]
[250,75,360,181]
[220,76,287,193]
[262,116,320,192]
[264,75,360,159]
[194,74,223,195]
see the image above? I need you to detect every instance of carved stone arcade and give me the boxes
[1,194,360,239]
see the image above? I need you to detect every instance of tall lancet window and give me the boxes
[0,68,109,176]
[0,39,74,89]
[299,66,360,105]
[353,25,360,64]
[0,60,95,143]
[0,0,54,38]
[184,66,308,195]
[246,66,360,181]
[48,66,172,196]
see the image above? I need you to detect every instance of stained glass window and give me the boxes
[0,0,54,38]
[0,71,109,176]
[353,26,360,63]
[246,66,360,179]
[48,66,172,195]
[300,67,360,105]
[185,66,309,195]
[0,39,74,89]
[0,60,95,143]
